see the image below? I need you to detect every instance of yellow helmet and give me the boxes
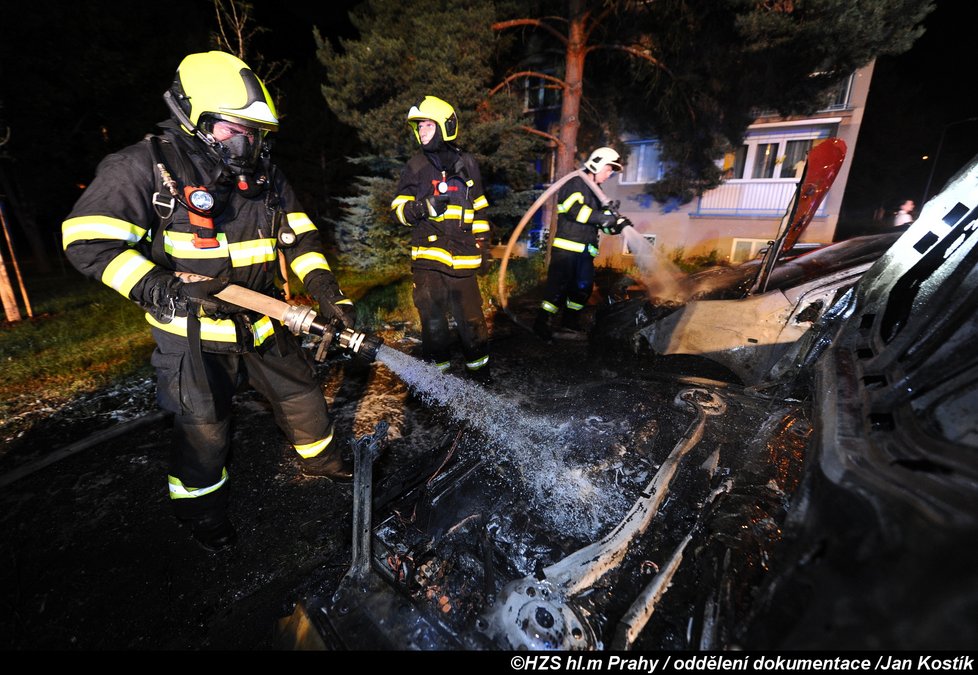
[407,96,459,144]
[164,51,278,137]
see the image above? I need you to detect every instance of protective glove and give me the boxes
[598,213,632,235]
[477,244,493,277]
[425,194,450,217]
[402,200,427,224]
[317,297,357,330]
[179,275,236,316]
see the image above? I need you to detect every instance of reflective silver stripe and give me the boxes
[101,249,156,297]
[541,300,559,313]
[466,355,489,370]
[62,215,147,248]
[472,195,489,210]
[287,212,317,234]
[145,313,240,342]
[576,205,593,223]
[295,427,335,459]
[553,237,586,253]
[291,251,331,280]
[168,468,228,500]
[472,221,490,233]
[228,239,276,266]
[587,244,599,257]
[565,300,584,310]
[412,246,454,266]
[163,231,229,259]
[435,361,451,372]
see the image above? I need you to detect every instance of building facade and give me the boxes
[594,62,876,268]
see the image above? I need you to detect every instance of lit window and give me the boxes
[622,141,663,185]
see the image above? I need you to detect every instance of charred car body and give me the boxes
[278,156,978,650]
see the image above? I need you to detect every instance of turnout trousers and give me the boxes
[542,248,595,318]
[412,268,489,373]
[150,328,332,522]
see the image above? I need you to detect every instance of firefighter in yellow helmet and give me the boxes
[533,147,631,341]
[61,52,355,553]
[391,96,493,382]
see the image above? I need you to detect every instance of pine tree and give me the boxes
[315,0,543,271]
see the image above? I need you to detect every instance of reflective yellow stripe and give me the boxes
[252,315,275,346]
[287,212,317,234]
[541,300,559,313]
[101,249,156,297]
[473,195,488,210]
[576,205,593,223]
[163,231,229,259]
[391,195,414,207]
[566,300,584,310]
[145,313,240,342]
[466,355,489,370]
[410,247,482,270]
[334,297,353,306]
[295,427,335,459]
[168,468,228,500]
[412,246,454,266]
[62,215,147,248]
[557,192,584,214]
[553,237,586,253]
[228,239,276,267]
[291,251,331,280]
[472,221,490,234]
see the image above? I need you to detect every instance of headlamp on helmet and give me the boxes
[584,147,622,174]
[407,96,458,144]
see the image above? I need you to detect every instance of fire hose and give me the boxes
[495,169,619,328]
[176,272,384,363]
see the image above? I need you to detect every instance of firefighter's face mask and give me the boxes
[207,119,266,176]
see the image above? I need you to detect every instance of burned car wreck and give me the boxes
[277,156,978,651]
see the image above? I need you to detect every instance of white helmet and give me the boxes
[584,147,622,173]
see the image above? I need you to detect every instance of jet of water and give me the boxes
[374,345,624,535]
[621,226,687,303]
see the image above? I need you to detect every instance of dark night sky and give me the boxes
[838,1,978,231]
[0,1,972,243]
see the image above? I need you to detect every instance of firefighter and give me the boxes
[391,96,493,383]
[62,52,355,553]
[533,147,631,341]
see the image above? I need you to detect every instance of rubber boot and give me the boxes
[468,364,493,386]
[186,513,237,554]
[301,444,354,482]
[561,309,582,333]
[533,310,553,342]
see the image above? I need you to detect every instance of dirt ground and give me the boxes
[0,301,636,650]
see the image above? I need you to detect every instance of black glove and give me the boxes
[317,297,356,330]
[477,243,493,276]
[425,194,450,217]
[402,200,427,224]
[598,214,631,235]
[179,275,236,316]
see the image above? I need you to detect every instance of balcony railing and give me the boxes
[694,179,828,217]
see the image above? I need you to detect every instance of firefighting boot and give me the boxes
[561,309,582,333]
[533,310,553,343]
[188,514,238,554]
[468,364,493,386]
[300,444,354,482]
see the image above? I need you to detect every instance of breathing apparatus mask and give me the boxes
[198,116,269,194]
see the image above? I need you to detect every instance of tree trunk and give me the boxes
[547,0,589,261]
[0,244,22,323]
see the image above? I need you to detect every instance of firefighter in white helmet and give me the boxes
[534,147,631,341]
